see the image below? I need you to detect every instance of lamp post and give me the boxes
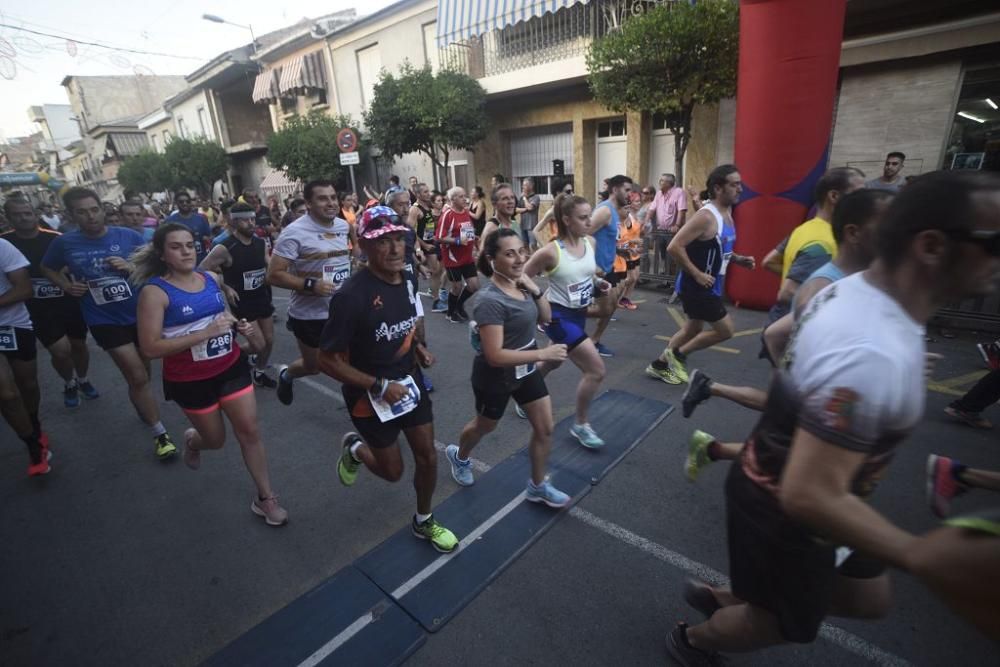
[202,13,257,55]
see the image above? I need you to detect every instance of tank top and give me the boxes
[679,202,724,296]
[415,204,436,242]
[221,235,268,308]
[148,271,240,382]
[546,238,597,310]
[486,216,522,238]
[791,261,846,313]
[593,200,620,274]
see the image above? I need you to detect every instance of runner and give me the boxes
[445,228,570,507]
[134,223,287,526]
[165,191,213,264]
[522,193,612,449]
[409,183,447,313]
[469,186,487,238]
[40,187,177,460]
[318,207,458,553]
[436,187,479,323]
[268,180,356,406]
[645,165,746,385]
[199,202,277,388]
[479,183,522,250]
[0,236,50,476]
[666,170,1000,665]
[280,198,307,229]
[119,201,155,242]
[943,368,1000,430]
[587,174,633,357]
[2,198,98,408]
[614,192,644,311]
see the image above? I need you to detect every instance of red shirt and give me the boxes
[436,208,476,268]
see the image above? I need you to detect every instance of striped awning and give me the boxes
[108,132,148,157]
[258,168,300,196]
[252,69,280,104]
[278,51,327,95]
[436,0,591,47]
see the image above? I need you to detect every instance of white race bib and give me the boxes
[242,268,265,291]
[566,279,593,309]
[460,223,476,244]
[514,340,537,380]
[0,325,17,351]
[720,251,733,276]
[87,277,132,305]
[31,278,63,299]
[191,331,234,362]
[322,263,350,288]
[368,375,421,423]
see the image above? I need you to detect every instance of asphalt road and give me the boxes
[1,283,997,666]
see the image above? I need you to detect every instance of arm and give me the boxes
[667,210,714,287]
[675,208,687,230]
[198,244,232,273]
[763,313,795,363]
[478,221,498,251]
[792,277,833,321]
[266,253,334,297]
[533,209,554,235]
[589,205,611,234]
[522,242,557,278]
[518,274,551,324]
[762,245,785,275]
[0,267,31,307]
[136,284,235,359]
[479,324,565,367]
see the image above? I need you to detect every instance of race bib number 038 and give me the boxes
[88,277,132,306]
[192,331,233,361]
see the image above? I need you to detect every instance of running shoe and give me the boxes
[515,403,527,419]
[682,369,713,418]
[251,495,289,526]
[683,579,722,619]
[446,311,468,324]
[183,428,201,471]
[276,365,294,405]
[27,449,51,477]
[155,433,177,460]
[595,342,615,357]
[570,423,605,449]
[926,454,967,519]
[976,341,1000,370]
[431,300,448,313]
[422,373,435,394]
[411,514,459,553]
[445,444,474,486]
[63,382,80,409]
[78,380,100,400]
[645,362,682,385]
[665,348,689,383]
[665,623,724,666]
[526,477,570,508]
[618,297,638,311]
[943,405,992,430]
[253,370,278,389]
[685,430,716,482]
[338,432,363,486]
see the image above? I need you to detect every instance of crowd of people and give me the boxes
[1,155,999,656]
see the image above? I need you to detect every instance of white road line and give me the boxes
[296,611,375,667]
[298,377,345,405]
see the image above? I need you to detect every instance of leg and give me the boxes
[286,341,320,378]
[711,381,768,412]
[45,336,76,384]
[219,389,275,498]
[685,603,787,653]
[588,284,623,345]
[106,344,160,426]
[10,358,40,419]
[457,414,498,460]
[829,573,892,620]
[678,314,735,356]
[522,395,554,485]
[952,369,1000,413]
[403,423,438,515]
[428,256,442,294]
[663,318,703,357]
[70,336,90,378]
[959,466,1000,492]
[253,316,275,369]
[183,407,228,451]
[568,339,605,425]
[0,355,33,437]
[352,438,405,483]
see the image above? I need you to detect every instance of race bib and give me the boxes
[368,375,421,423]
[0,325,17,351]
[191,331,233,362]
[423,227,436,241]
[720,251,733,275]
[31,278,63,299]
[404,263,414,276]
[88,277,132,305]
[194,240,204,255]
[567,279,593,309]
[322,263,350,288]
[460,223,476,244]
[514,339,538,380]
[242,268,265,291]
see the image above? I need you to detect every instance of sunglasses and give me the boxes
[952,229,1000,257]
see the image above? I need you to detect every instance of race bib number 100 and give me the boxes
[88,277,132,306]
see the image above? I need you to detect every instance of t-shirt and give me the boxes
[593,200,620,274]
[165,212,212,263]
[41,214,62,230]
[781,217,837,281]
[472,282,537,353]
[865,177,902,193]
[41,226,146,326]
[272,215,352,321]
[436,208,476,268]
[1,229,81,317]
[649,186,687,231]
[742,272,926,500]
[519,194,540,234]
[0,238,32,329]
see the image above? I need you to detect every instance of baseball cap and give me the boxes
[358,205,409,239]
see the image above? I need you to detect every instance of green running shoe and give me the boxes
[686,430,715,482]
[665,349,689,383]
[645,362,682,385]
[338,432,362,486]
[411,514,459,553]
[155,433,177,460]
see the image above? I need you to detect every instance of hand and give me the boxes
[696,272,716,288]
[106,256,132,273]
[205,312,237,338]
[685,185,699,200]
[223,284,240,306]
[516,275,540,295]
[65,279,88,297]
[539,344,568,362]
[667,225,680,234]
[924,352,944,380]
[313,280,336,297]
[596,278,611,294]
[236,318,255,338]
[383,381,409,404]
[738,255,757,270]
[415,344,435,368]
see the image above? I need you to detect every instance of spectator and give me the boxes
[867,151,906,192]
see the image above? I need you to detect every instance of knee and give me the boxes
[126,370,149,390]
[384,461,404,482]
[233,423,261,446]
[717,320,735,340]
[474,418,497,436]
[586,365,606,384]
[0,384,21,403]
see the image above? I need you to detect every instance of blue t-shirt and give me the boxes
[593,200,620,274]
[166,212,212,262]
[41,226,146,326]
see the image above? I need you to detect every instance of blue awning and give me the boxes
[436,0,591,47]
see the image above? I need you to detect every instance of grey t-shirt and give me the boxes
[472,281,537,353]
[519,194,541,232]
[865,177,902,193]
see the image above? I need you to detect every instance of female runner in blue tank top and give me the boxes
[133,223,288,526]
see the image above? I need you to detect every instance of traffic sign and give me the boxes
[336,128,358,153]
[339,151,360,166]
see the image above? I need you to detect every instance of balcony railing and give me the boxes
[439,0,673,78]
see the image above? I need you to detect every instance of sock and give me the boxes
[77,376,88,385]
[706,440,723,462]
[415,512,432,524]
[349,440,363,462]
[65,379,78,389]
[651,359,670,370]
[457,287,473,310]
[952,461,970,486]
[280,367,292,383]
[29,412,40,434]
[150,422,167,438]
[447,293,458,315]
[22,433,43,463]
[672,348,687,362]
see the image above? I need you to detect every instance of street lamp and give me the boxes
[202,13,257,54]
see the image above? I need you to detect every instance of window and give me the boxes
[177,118,188,139]
[307,89,328,107]
[279,96,296,115]
[509,124,574,198]
[197,107,209,138]
[356,44,382,108]
[162,129,172,145]
[151,135,159,152]
[422,22,438,73]
[597,119,627,138]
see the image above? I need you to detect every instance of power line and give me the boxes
[0,22,208,61]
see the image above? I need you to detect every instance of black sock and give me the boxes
[672,348,687,362]
[447,293,458,315]
[457,287,473,310]
[22,434,42,464]
[29,412,41,435]
[652,359,670,370]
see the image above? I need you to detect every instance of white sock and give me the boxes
[415,512,432,524]
[349,440,363,462]
[150,422,167,437]
[76,376,88,384]
[65,379,77,389]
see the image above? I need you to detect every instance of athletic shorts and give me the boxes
[0,326,37,362]
[608,272,626,286]
[90,323,139,351]
[626,259,641,270]
[286,315,325,349]
[163,354,253,412]
[233,300,275,323]
[343,369,433,448]
[30,302,88,348]
[725,464,886,644]
[679,291,727,323]
[544,304,588,352]
[471,359,548,421]
[446,263,477,282]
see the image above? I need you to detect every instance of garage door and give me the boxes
[596,119,627,192]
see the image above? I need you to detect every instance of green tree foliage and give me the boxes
[365,63,489,189]
[266,111,364,185]
[587,0,738,181]
[117,149,170,197]
[162,137,229,198]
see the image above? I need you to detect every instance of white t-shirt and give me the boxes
[272,214,352,321]
[41,214,62,230]
[0,238,33,329]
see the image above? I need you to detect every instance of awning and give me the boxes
[277,51,327,95]
[108,132,148,157]
[252,69,280,104]
[258,168,300,196]
[436,0,591,47]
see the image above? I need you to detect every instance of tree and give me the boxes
[117,149,170,198]
[365,63,489,189]
[586,0,738,182]
[162,137,229,199]
[266,111,364,185]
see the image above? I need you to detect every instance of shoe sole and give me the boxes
[681,370,710,418]
[645,367,681,385]
[570,429,604,449]
[410,525,458,553]
[250,501,288,526]
[157,446,177,461]
[525,493,570,509]
[944,406,992,429]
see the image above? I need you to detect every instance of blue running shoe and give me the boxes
[570,423,605,449]
[78,380,100,400]
[595,342,615,357]
[63,382,80,409]
[526,477,570,508]
[445,444,474,486]
[431,300,448,313]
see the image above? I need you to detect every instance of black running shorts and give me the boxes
[286,315,325,349]
[679,291,727,323]
[446,263,477,282]
[31,302,88,348]
[89,323,139,351]
[471,357,549,421]
[163,354,253,412]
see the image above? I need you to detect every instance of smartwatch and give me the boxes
[303,277,317,293]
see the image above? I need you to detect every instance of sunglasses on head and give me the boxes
[950,229,1000,257]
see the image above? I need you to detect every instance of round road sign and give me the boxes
[336,128,358,153]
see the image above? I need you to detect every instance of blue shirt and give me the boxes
[593,200,620,274]
[41,226,146,326]
[166,212,212,263]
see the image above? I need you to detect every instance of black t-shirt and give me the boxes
[320,268,421,381]
[1,229,78,312]
[221,235,269,307]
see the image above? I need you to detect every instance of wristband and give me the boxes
[530,290,543,300]
[369,377,387,398]
[303,277,317,293]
